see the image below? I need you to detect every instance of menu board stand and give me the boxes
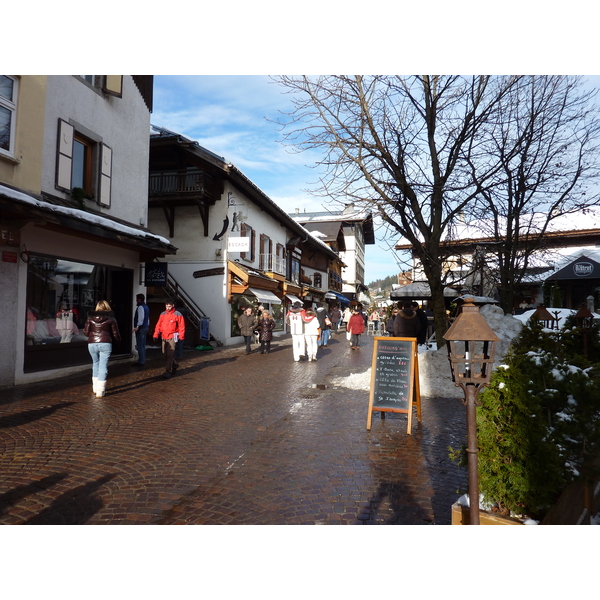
[367,337,422,434]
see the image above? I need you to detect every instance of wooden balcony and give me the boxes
[149,168,214,202]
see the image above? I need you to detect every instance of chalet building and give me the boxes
[291,204,375,305]
[146,126,343,347]
[0,75,175,387]
[394,210,600,311]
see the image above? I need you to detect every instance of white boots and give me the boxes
[92,377,106,398]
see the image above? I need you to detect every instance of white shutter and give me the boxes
[99,144,112,207]
[56,119,74,191]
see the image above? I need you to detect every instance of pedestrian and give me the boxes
[393,301,422,339]
[257,310,275,354]
[153,300,186,378]
[369,307,381,334]
[342,306,352,329]
[386,307,399,335]
[347,306,366,349]
[411,301,429,345]
[132,293,149,366]
[83,300,121,398]
[315,303,332,347]
[174,300,188,359]
[237,306,257,355]
[329,304,342,333]
[286,301,306,362]
[303,308,320,361]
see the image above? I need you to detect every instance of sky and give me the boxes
[151,75,406,285]
[150,74,600,287]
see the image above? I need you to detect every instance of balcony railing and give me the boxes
[260,254,286,276]
[149,168,213,197]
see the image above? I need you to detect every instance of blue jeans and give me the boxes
[318,329,331,346]
[88,343,112,381]
[135,327,148,364]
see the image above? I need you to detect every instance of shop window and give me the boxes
[314,273,322,288]
[25,254,132,372]
[230,294,283,336]
[0,75,17,158]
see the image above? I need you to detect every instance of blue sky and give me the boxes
[151,75,408,284]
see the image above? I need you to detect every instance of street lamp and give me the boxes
[444,296,500,525]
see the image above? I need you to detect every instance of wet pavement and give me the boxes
[0,331,468,525]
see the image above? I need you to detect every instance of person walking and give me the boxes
[237,306,257,355]
[347,306,366,350]
[329,305,342,333]
[303,308,320,361]
[286,301,306,362]
[393,301,422,339]
[257,310,276,354]
[315,303,331,347]
[386,307,399,335]
[83,300,121,398]
[369,308,381,335]
[411,301,429,345]
[132,293,150,366]
[153,300,186,378]
[342,306,352,330]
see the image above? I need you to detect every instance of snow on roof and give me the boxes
[0,183,172,247]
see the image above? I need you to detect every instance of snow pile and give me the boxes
[418,304,523,398]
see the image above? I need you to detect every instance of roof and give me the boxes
[0,183,176,259]
[390,281,460,299]
[292,206,375,245]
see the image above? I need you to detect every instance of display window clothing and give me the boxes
[392,308,422,338]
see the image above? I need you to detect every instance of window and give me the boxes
[78,75,123,97]
[56,119,112,207]
[313,273,322,288]
[259,234,272,270]
[240,223,256,261]
[0,75,17,157]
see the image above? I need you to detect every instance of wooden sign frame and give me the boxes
[367,337,422,434]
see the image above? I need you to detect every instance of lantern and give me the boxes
[444,297,499,525]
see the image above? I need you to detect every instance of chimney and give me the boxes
[295,208,299,214]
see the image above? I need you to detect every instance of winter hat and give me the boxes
[292,301,303,308]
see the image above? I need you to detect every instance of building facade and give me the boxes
[0,75,174,387]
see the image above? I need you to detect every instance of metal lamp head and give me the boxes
[443,296,500,390]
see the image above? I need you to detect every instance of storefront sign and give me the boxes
[2,251,18,263]
[1,223,20,247]
[145,262,168,286]
[550,255,600,280]
[573,262,594,277]
[228,237,250,252]
[193,267,225,278]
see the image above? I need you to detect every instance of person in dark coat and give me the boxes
[393,301,421,339]
[257,310,276,354]
[411,301,429,345]
[237,306,258,355]
[83,300,121,398]
[386,307,399,335]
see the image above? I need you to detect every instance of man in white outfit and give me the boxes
[286,301,306,361]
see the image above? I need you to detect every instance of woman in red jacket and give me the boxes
[347,306,366,350]
[83,300,121,398]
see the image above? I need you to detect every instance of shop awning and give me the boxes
[248,287,282,304]
[286,294,303,304]
[325,291,350,304]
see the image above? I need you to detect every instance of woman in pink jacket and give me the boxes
[347,306,366,350]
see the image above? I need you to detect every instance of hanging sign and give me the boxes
[367,337,421,434]
[145,262,168,287]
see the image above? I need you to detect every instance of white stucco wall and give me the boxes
[148,182,293,345]
[42,76,150,227]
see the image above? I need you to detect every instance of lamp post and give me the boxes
[444,296,499,525]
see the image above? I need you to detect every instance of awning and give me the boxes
[248,287,282,304]
[325,291,350,304]
[285,294,303,304]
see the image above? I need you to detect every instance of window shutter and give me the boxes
[250,228,256,262]
[103,76,123,98]
[240,223,247,259]
[56,119,74,191]
[99,144,112,207]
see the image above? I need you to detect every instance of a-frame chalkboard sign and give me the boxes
[367,337,421,434]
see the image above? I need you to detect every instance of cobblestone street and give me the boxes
[0,332,468,525]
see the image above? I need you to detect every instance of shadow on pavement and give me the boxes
[24,473,118,525]
[0,402,77,429]
[0,473,69,514]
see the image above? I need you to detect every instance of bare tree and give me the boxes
[467,76,600,311]
[273,75,523,345]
